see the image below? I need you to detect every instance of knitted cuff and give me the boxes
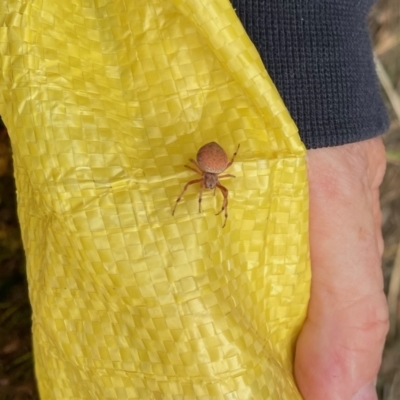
[230,0,389,149]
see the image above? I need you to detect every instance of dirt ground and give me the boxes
[0,1,399,399]
[370,1,400,399]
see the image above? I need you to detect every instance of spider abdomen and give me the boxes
[197,142,228,173]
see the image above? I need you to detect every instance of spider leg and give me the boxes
[224,143,240,170]
[198,181,204,213]
[185,165,203,176]
[218,173,235,179]
[188,159,203,175]
[215,183,229,228]
[172,178,203,216]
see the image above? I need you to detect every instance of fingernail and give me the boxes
[351,382,378,400]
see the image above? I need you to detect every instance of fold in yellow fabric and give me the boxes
[0,0,310,398]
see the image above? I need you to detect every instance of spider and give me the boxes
[172,142,240,227]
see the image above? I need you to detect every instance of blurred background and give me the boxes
[0,1,399,399]
[371,0,400,399]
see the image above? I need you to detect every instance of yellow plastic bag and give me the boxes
[0,0,310,398]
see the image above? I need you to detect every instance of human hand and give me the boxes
[295,137,389,400]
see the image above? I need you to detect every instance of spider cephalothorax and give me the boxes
[172,142,240,227]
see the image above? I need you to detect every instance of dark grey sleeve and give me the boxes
[230,0,389,149]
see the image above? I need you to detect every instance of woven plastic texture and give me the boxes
[0,0,310,398]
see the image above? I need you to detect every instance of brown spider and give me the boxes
[172,142,240,227]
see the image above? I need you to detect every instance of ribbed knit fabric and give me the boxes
[230,0,389,149]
